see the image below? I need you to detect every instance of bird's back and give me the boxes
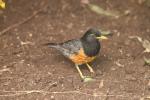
[54,39,83,58]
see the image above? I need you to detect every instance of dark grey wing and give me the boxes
[55,39,82,57]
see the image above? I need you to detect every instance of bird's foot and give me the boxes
[82,76,95,82]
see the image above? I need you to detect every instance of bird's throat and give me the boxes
[81,39,101,57]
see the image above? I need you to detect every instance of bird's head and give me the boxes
[82,28,108,41]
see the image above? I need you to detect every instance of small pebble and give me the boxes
[50,95,55,100]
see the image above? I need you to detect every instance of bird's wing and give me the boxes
[56,39,83,57]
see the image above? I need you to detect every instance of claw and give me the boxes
[82,76,95,82]
[75,64,95,82]
[86,63,95,73]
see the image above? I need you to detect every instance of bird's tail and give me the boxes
[43,43,59,48]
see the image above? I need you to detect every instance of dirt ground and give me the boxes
[0,0,150,100]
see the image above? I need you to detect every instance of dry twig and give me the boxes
[0,90,143,99]
[0,2,48,36]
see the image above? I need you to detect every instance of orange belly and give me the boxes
[69,49,96,65]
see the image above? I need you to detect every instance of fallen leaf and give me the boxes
[0,0,5,9]
[129,36,150,53]
[83,76,95,82]
[20,41,34,45]
[99,80,104,88]
[100,30,113,36]
[88,3,120,18]
[115,61,124,67]
[143,40,150,53]
[144,57,150,66]
[0,68,11,75]
[145,0,150,7]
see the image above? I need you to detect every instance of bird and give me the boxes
[45,28,108,82]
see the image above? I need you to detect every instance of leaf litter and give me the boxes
[129,36,150,66]
[88,3,120,18]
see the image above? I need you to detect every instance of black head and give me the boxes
[81,28,101,57]
[81,28,108,41]
[80,28,108,57]
[82,28,101,40]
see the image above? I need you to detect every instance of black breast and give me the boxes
[81,38,101,57]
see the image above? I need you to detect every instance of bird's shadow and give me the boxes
[91,54,112,74]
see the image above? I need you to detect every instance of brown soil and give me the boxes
[0,0,150,100]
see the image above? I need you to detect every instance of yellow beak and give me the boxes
[0,0,5,9]
[96,36,108,40]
